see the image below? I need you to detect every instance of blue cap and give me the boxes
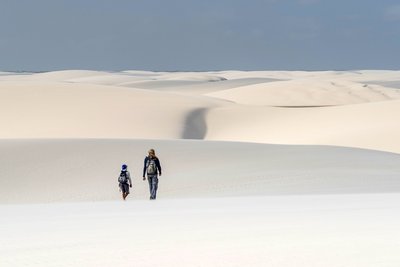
[122,164,127,170]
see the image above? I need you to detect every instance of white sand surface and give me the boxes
[1,70,400,266]
[205,99,400,153]
[206,79,400,106]
[1,139,400,266]
[1,194,399,267]
[1,70,400,153]
[0,81,226,139]
[1,139,400,204]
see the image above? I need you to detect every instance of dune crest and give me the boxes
[1,70,400,267]
[0,70,399,153]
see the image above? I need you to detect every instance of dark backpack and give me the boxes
[118,171,128,184]
[146,158,157,175]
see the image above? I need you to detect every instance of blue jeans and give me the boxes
[147,175,158,199]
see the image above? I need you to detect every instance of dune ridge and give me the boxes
[0,70,399,153]
[1,70,400,267]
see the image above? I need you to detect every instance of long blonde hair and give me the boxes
[148,149,157,159]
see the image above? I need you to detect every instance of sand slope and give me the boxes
[1,70,400,266]
[206,79,400,106]
[205,99,400,153]
[1,139,399,204]
[0,70,399,153]
[0,81,226,139]
[2,194,399,267]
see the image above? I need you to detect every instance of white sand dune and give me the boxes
[1,70,400,266]
[1,194,399,267]
[1,139,399,204]
[128,77,281,95]
[1,139,400,266]
[206,79,400,106]
[0,81,227,139]
[11,70,107,81]
[1,70,399,153]
[205,99,400,153]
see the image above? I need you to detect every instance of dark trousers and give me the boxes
[119,183,130,194]
[147,175,158,199]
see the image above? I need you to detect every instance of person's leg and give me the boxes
[149,175,158,200]
[125,184,130,199]
[147,176,151,193]
[152,176,159,199]
[148,176,154,199]
[122,184,129,200]
[119,183,124,200]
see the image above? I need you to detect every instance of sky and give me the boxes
[0,0,399,71]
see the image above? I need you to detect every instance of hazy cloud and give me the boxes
[0,0,399,71]
[385,4,400,21]
[297,0,319,5]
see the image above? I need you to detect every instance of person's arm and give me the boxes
[157,158,162,176]
[143,157,147,180]
[127,171,132,187]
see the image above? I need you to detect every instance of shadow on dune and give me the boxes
[182,108,208,140]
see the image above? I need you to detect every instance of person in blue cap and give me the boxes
[118,164,132,201]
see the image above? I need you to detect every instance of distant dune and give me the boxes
[1,69,400,203]
[0,69,399,153]
[1,70,400,267]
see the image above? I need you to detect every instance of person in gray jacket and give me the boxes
[118,164,132,201]
[143,149,162,200]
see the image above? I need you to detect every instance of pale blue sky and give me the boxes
[0,0,399,71]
